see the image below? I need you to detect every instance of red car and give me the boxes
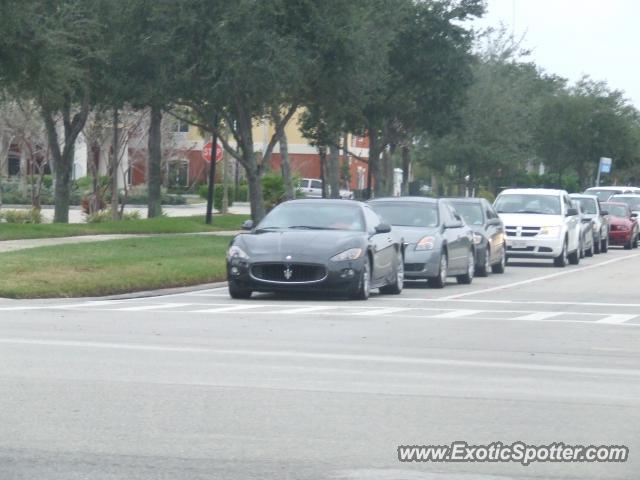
[602,202,639,249]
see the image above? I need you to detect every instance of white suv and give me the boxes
[298,178,354,199]
[494,188,581,267]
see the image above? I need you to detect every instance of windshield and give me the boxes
[370,203,439,227]
[610,196,640,211]
[603,203,629,218]
[494,194,561,215]
[450,202,484,225]
[573,197,598,215]
[585,189,621,201]
[257,203,365,231]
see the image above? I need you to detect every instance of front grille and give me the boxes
[505,226,541,237]
[251,263,326,283]
[507,246,535,252]
[404,263,425,272]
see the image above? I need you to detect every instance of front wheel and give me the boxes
[380,250,404,295]
[492,245,507,274]
[456,249,475,285]
[476,247,491,277]
[428,252,448,288]
[554,240,568,267]
[601,237,609,253]
[634,234,639,249]
[228,280,252,299]
[594,234,601,254]
[350,256,371,300]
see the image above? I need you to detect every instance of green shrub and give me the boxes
[235,184,248,202]
[476,188,495,203]
[0,208,43,224]
[42,175,53,189]
[198,184,235,211]
[85,209,142,223]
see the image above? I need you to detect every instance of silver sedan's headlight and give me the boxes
[330,248,363,262]
[227,245,249,260]
[415,236,435,251]
[472,233,483,245]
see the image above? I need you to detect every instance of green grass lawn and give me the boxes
[0,214,249,241]
[0,235,232,298]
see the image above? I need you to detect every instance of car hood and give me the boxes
[389,226,441,244]
[609,216,633,226]
[497,213,564,227]
[237,229,364,261]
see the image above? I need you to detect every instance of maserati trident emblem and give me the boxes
[284,266,293,280]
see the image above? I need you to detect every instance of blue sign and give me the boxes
[600,157,612,173]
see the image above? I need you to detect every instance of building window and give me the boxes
[172,120,189,133]
[8,156,20,176]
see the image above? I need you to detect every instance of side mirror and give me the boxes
[444,221,463,229]
[600,210,608,216]
[632,213,638,219]
[566,208,578,217]
[242,220,254,230]
[375,222,392,234]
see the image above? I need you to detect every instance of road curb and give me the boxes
[98,282,229,300]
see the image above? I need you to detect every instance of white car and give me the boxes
[584,186,640,202]
[298,178,354,200]
[569,193,609,254]
[494,188,582,267]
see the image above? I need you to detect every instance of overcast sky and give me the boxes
[474,0,640,106]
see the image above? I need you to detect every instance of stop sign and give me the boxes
[203,142,223,163]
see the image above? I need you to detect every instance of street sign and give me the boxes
[599,157,612,173]
[203,142,223,163]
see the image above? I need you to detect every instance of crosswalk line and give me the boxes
[114,303,191,312]
[597,314,637,325]
[191,305,266,314]
[432,309,480,319]
[272,306,338,315]
[513,312,563,321]
[352,307,409,316]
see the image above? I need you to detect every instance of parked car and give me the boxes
[368,197,475,288]
[602,201,639,250]
[569,193,609,254]
[446,197,506,276]
[298,178,354,200]
[584,186,640,202]
[573,201,595,258]
[226,199,404,299]
[493,188,581,267]
[609,194,640,217]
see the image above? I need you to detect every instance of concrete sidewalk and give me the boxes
[0,231,241,254]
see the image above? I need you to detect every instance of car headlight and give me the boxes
[617,225,630,232]
[330,248,363,262]
[472,233,483,245]
[227,245,249,260]
[415,236,435,251]
[539,226,562,237]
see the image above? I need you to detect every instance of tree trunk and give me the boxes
[401,145,410,196]
[222,142,229,214]
[111,108,120,219]
[318,146,327,198]
[246,168,264,222]
[381,146,394,197]
[368,129,382,198]
[327,143,340,199]
[279,128,294,201]
[147,105,163,218]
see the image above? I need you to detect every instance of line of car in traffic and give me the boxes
[226,186,638,300]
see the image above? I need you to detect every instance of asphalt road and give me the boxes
[1,248,639,479]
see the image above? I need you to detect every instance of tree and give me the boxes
[536,78,640,190]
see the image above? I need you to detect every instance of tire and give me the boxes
[554,240,568,267]
[428,251,448,288]
[568,244,580,265]
[350,256,371,300]
[585,241,594,257]
[601,237,609,253]
[476,247,491,277]
[634,234,639,249]
[594,234,601,254]
[457,249,475,285]
[228,281,252,299]
[380,250,404,295]
[491,246,507,274]
[624,236,633,250]
[579,238,585,259]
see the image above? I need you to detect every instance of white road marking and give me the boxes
[1,338,639,377]
[352,307,408,316]
[441,252,640,300]
[114,303,190,312]
[597,314,637,325]
[514,312,563,321]
[191,305,266,313]
[432,309,480,318]
[273,306,338,315]
[0,301,115,311]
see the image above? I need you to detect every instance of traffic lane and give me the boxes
[1,333,638,480]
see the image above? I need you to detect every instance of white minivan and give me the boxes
[494,188,582,267]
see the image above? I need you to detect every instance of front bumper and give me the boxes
[505,236,564,259]
[227,257,365,294]
[609,230,632,245]
[402,248,442,279]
